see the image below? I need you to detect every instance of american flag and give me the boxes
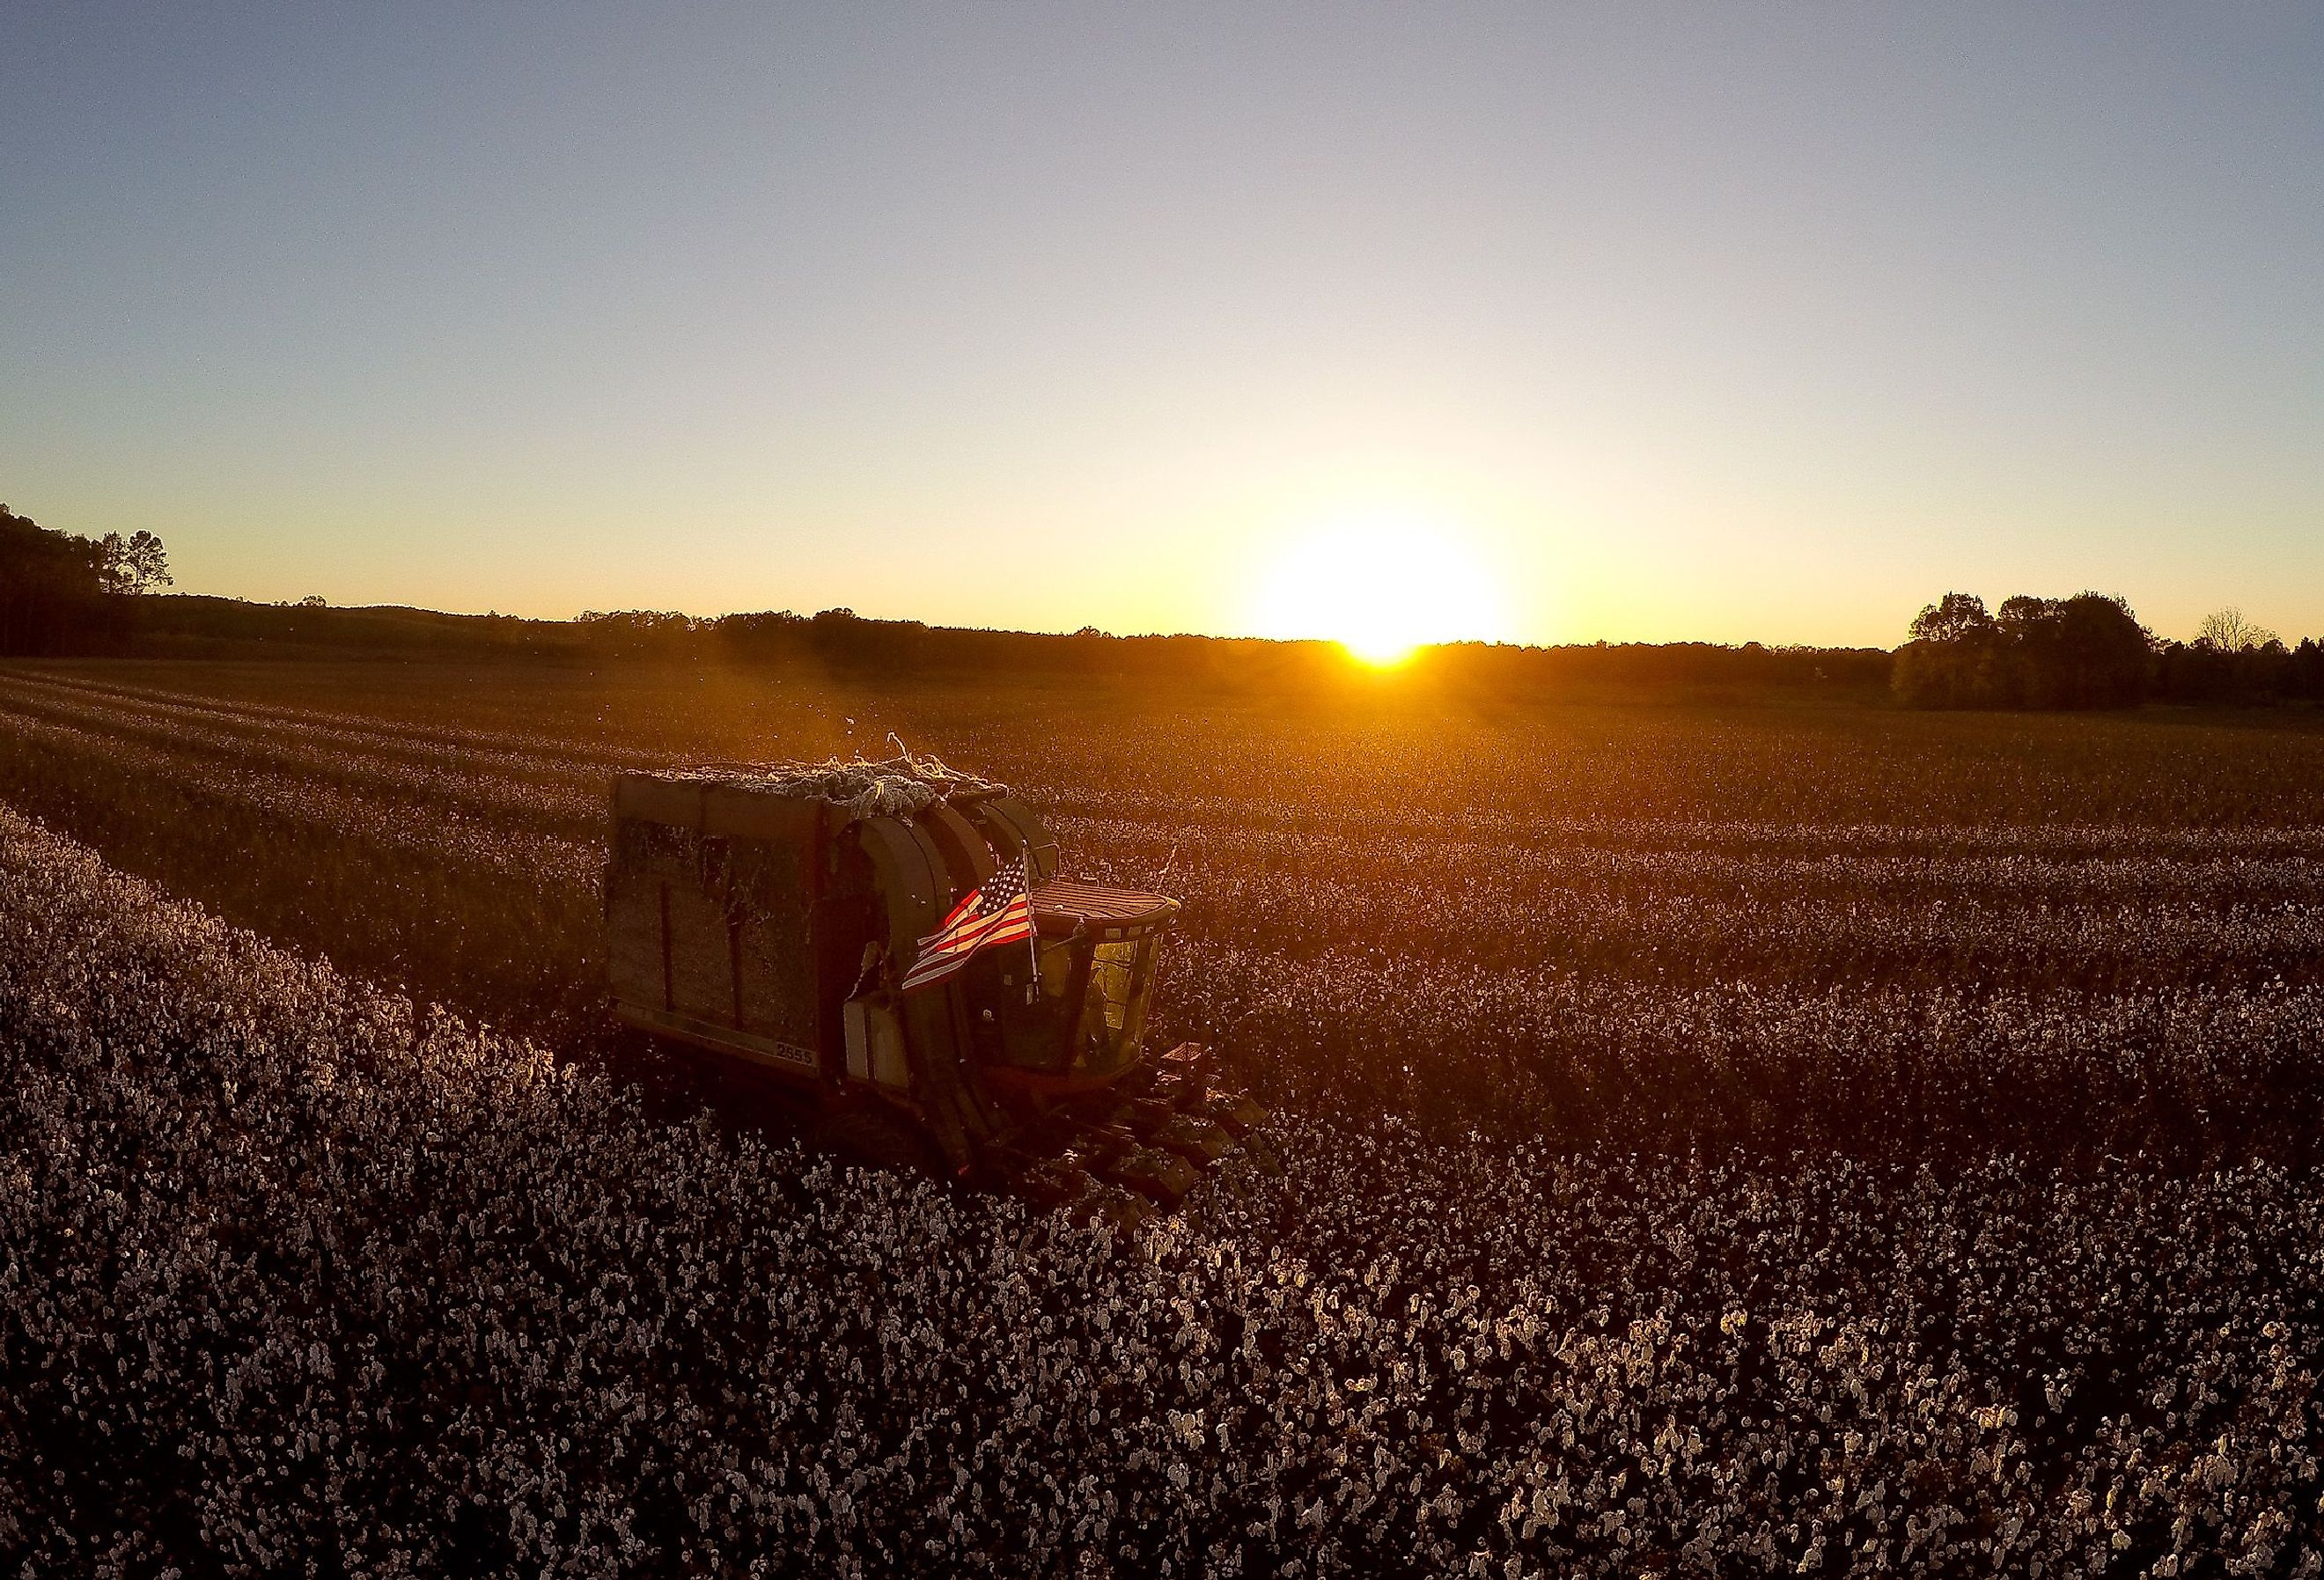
[898,852,1033,994]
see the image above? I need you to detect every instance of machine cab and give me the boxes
[963,879,1178,1089]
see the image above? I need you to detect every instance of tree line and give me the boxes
[1894,591,2324,709]
[9,547,1881,696]
[0,505,171,655]
[7,504,2320,709]
[566,607,1887,695]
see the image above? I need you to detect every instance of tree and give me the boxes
[1894,592,2004,707]
[0,505,113,654]
[1992,594,2057,643]
[2043,592,2152,708]
[1907,592,1996,645]
[575,609,705,660]
[1894,588,2152,709]
[2195,607,2276,653]
[97,530,172,596]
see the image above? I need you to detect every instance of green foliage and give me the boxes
[1896,590,2152,709]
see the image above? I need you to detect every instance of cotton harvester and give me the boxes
[602,758,1268,1216]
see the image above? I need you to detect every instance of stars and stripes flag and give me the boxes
[898,851,1034,994]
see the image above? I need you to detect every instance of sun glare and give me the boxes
[1250,513,1509,666]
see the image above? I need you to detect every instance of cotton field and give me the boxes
[6,665,2324,1575]
[5,801,2322,1576]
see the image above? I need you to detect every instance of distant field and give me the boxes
[6,657,2324,1157]
[7,657,2324,1573]
[4,655,2324,1148]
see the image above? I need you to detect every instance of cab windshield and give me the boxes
[1073,937,1154,1077]
[972,930,1159,1078]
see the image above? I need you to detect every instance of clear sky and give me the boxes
[4,4,2319,648]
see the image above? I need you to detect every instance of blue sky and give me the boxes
[4,4,2319,645]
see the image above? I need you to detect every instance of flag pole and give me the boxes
[1021,847,1041,1006]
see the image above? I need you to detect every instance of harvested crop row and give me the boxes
[0,681,606,837]
[0,702,599,888]
[4,667,680,769]
[0,710,604,1036]
[5,662,869,768]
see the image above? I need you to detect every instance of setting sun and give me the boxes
[1249,513,1511,665]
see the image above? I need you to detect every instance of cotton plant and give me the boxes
[5,805,2323,1576]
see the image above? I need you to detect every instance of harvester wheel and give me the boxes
[813,1100,941,1179]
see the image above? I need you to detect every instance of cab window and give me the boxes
[977,939,1079,1072]
[1070,937,1154,1076]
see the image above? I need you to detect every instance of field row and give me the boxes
[31,663,2324,874]
[10,672,2324,1007]
[10,665,2324,1157]
[21,661,2324,831]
